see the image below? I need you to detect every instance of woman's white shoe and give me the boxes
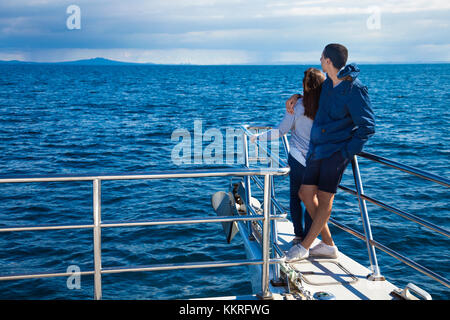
[309,241,339,259]
[285,244,309,263]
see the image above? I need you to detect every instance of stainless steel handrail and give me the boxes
[241,125,291,298]
[251,175,288,215]
[338,185,450,238]
[0,215,278,233]
[340,153,450,287]
[0,166,290,300]
[241,125,288,169]
[0,167,289,184]
[245,125,449,292]
[328,218,450,288]
[351,156,384,280]
[358,151,450,188]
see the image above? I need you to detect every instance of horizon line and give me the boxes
[1,57,449,66]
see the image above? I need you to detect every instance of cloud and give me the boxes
[0,0,449,63]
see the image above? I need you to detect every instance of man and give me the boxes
[285,43,375,262]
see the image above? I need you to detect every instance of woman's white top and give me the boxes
[255,98,313,166]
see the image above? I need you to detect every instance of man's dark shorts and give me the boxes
[302,150,350,194]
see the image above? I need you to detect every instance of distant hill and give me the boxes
[0,57,156,66]
[59,57,151,65]
[0,60,38,65]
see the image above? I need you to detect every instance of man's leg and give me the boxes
[299,186,335,248]
[300,150,350,250]
[299,189,335,250]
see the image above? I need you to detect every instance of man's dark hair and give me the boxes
[323,43,348,70]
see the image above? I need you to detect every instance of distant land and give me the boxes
[0,57,156,66]
[0,57,316,65]
[0,57,448,66]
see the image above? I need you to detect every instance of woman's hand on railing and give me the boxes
[250,134,257,143]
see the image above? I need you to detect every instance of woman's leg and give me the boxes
[288,154,305,239]
[295,161,313,239]
[303,201,313,239]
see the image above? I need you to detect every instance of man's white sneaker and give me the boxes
[285,244,309,263]
[309,241,339,259]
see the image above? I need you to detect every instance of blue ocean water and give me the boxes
[0,64,448,300]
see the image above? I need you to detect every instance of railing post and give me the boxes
[281,135,290,156]
[257,174,273,299]
[242,130,253,235]
[351,156,385,281]
[269,160,281,285]
[93,179,103,299]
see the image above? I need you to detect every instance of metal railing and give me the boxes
[0,167,289,300]
[241,125,289,288]
[242,125,450,291]
[334,152,450,288]
[1,123,448,300]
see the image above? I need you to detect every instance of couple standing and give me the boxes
[251,43,375,262]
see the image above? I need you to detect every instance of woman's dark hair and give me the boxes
[302,68,325,120]
[323,43,348,70]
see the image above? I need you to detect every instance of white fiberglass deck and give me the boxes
[276,219,399,300]
[203,219,399,300]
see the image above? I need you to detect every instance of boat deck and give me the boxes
[276,220,399,300]
[203,219,399,300]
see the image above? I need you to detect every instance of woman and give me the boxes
[251,67,325,245]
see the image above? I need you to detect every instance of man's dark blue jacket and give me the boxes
[307,63,375,161]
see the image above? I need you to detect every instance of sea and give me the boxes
[0,63,448,300]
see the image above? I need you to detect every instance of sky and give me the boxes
[0,0,449,64]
